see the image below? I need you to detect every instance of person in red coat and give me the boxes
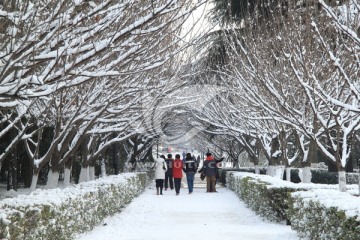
[172,154,185,195]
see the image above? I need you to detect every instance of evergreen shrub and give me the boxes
[311,170,338,184]
[284,169,359,185]
[227,172,360,239]
[227,172,300,223]
[219,168,266,186]
[288,190,360,240]
[0,172,150,240]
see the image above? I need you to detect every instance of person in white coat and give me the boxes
[155,155,167,195]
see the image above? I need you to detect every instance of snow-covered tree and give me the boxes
[212,0,359,191]
[0,0,208,190]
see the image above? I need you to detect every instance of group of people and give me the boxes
[153,152,223,195]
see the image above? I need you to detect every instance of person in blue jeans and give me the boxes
[184,153,198,194]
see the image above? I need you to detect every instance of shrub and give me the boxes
[227,171,360,239]
[288,190,360,240]
[0,172,150,240]
[311,170,338,184]
[284,169,359,185]
[227,172,300,223]
[219,168,266,186]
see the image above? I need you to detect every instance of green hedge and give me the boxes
[0,172,150,240]
[222,168,359,185]
[286,169,359,184]
[289,190,360,239]
[219,168,266,186]
[227,171,360,239]
[227,172,301,224]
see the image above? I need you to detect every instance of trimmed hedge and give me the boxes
[0,172,151,240]
[227,171,360,240]
[227,172,302,224]
[219,168,266,186]
[289,190,360,239]
[222,167,359,185]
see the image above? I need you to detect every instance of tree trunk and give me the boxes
[267,136,280,176]
[302,166,312,183]
[338,170,346,192]
[78,137,90,182]
[29,169,40,192]
[45,151,62,189]
[308,138,318,165]
[63,157,73,187]
[254,165,260,174]
[233,158,240,168]
[267,165,275,176]
[79,166,89,183]
[301,147,312,183]
[63,168,72,187]
[100,159,107,178]
[274,165,285,179]
[89,166,95,181]
[46,170,60,189]
[250,154,260,174]
[337,146,347,192]
[22,153,33,188]
[286,168,291,181]
[309,116,318,165]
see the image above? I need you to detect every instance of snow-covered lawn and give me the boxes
[76,182,299,240]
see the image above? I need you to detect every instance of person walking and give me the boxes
[184,152,197,194]
[200,152,217,192]
[154,155,167,195]
[172,154,185,195]
[164,154,174,190]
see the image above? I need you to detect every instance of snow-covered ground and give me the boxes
[76,179,299,240]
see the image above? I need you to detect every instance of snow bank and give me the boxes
[0,173,150,240]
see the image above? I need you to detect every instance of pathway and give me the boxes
[76,174,299,240]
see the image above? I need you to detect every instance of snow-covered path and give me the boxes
[76,180,299,240]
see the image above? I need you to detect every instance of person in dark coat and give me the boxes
[184,153,197,194]
[164,154,174,190]
[198,153,224,192]
[172,154,185,195]
[203,152,216,192]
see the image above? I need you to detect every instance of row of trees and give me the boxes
[0,0,207,191]
[1,0,359,194]
[182,0,360,192]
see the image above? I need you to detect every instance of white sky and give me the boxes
[181,1,217,42]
